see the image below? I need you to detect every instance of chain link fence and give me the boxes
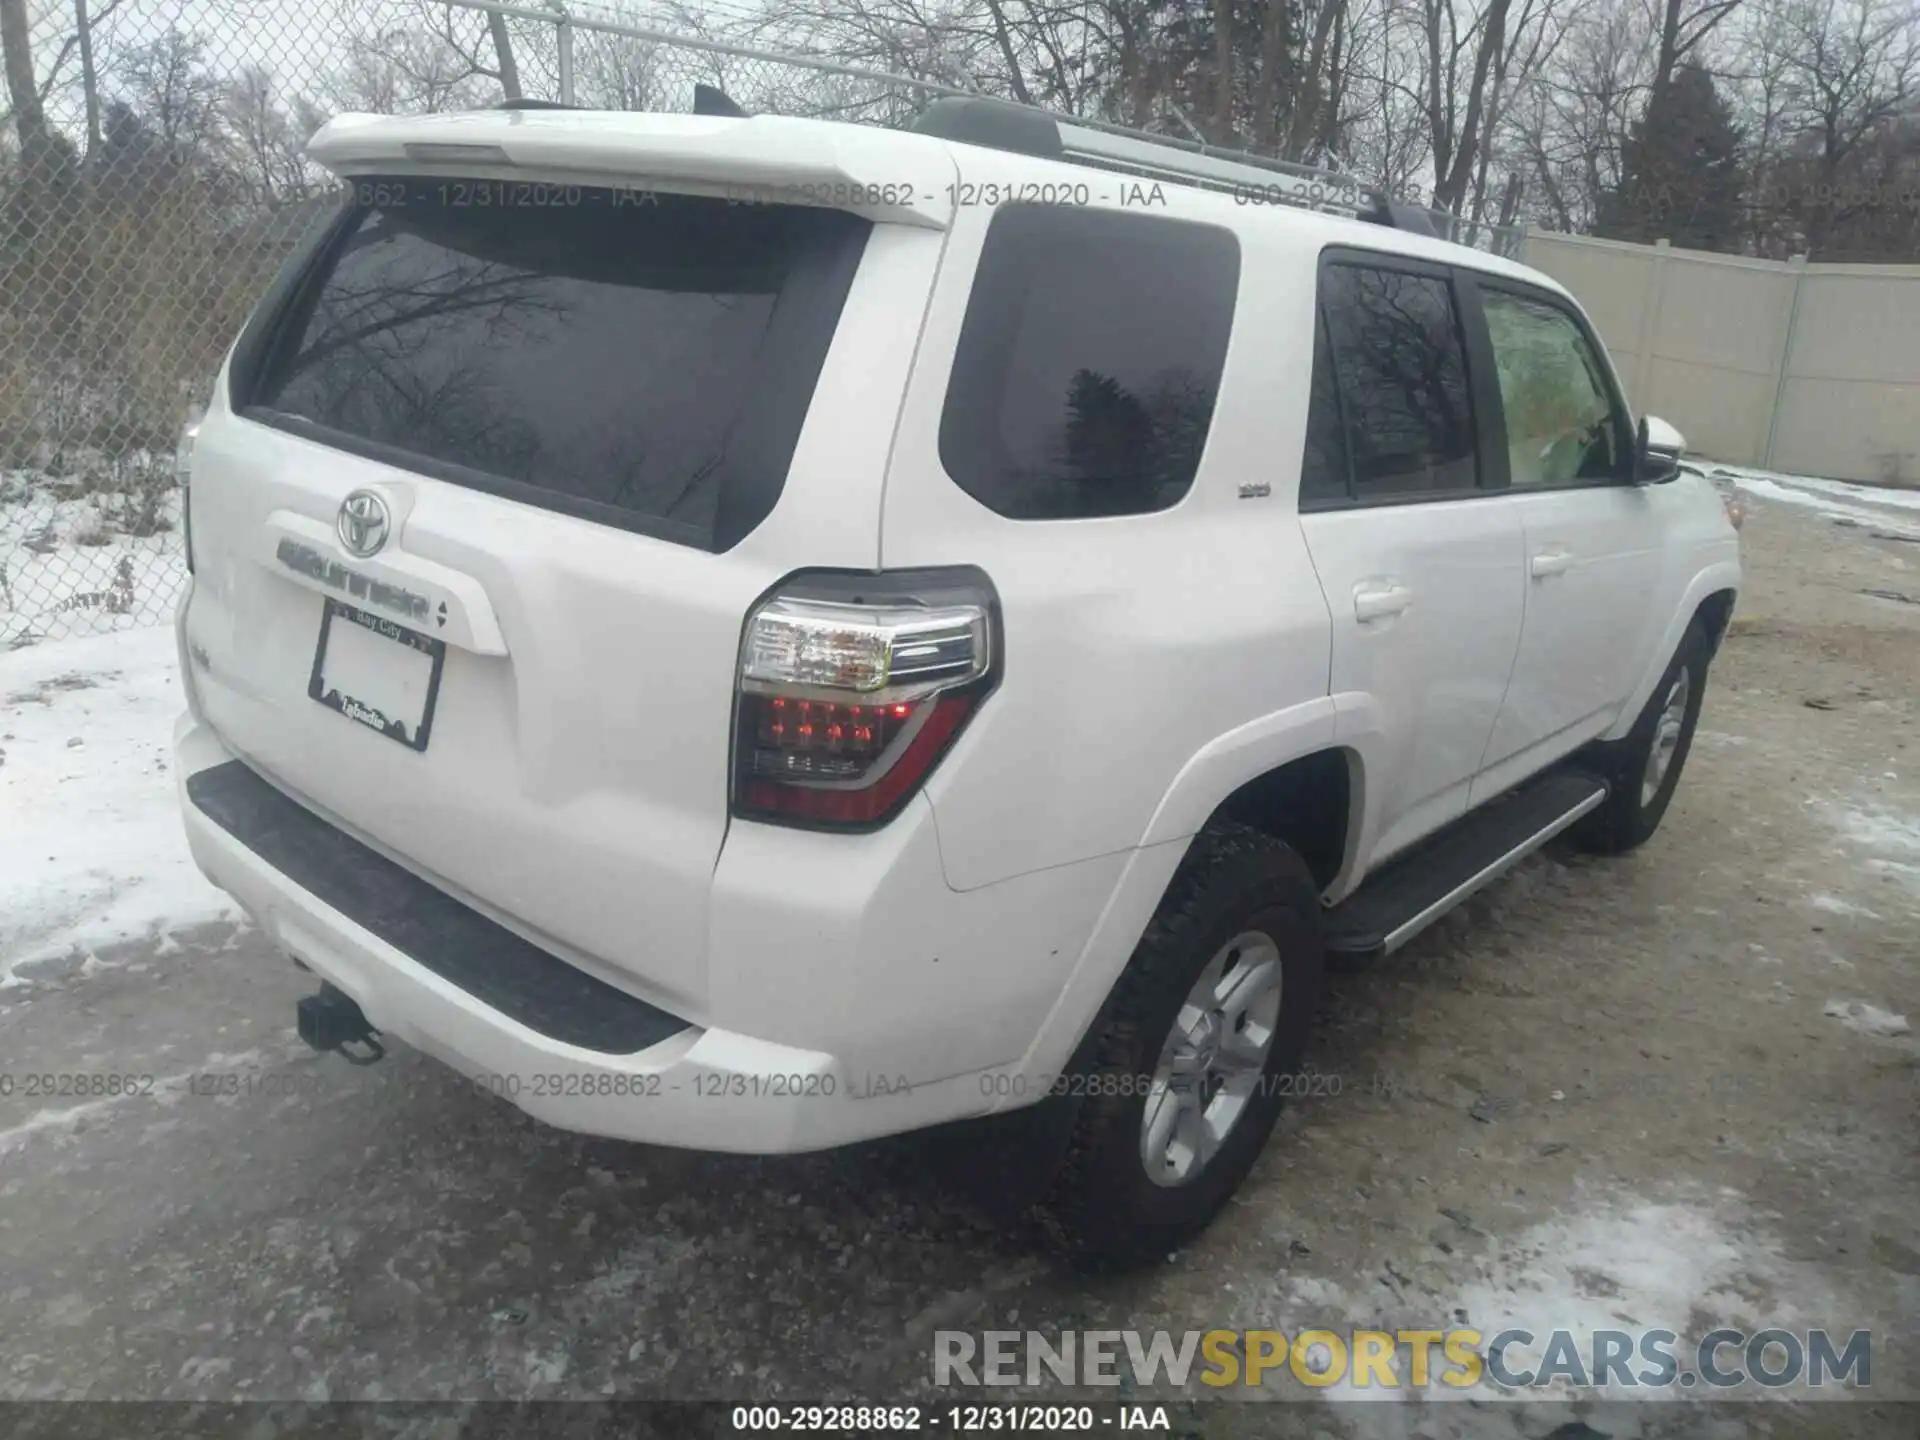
[1,0,1521,648]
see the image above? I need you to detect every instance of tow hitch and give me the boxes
[296,983,386,1066]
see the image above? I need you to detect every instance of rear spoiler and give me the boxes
[306,110,954,229]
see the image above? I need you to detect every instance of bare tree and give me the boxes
[74,0,98,158]
[573,29,663,111]
[1,0,58,185]
[1461,0,1562,222]
[329,25,498,115]
[224,66,324,205]
[339,1,533,107]
[117,29,223,160]
[1421,0,1519,210]
[486,10,521,99]
[981,0,1037,105]
[1769,0,1918,169]
[1505,0,1650,229]
[1750,0,1920,253]
[1651,0,1747,102]
[1341,0,1433,192]
[1211,0,1234,139]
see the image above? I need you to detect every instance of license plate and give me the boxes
[308,598,446,752]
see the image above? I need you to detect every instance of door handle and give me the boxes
[1530,548,1573,579]
[1353,582,1414,622]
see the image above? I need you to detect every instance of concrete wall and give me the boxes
[1523,229,1920,485]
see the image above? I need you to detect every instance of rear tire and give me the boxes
[1571,619,1710,855]
[1033,821,1325,1269]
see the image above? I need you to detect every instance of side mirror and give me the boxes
[1635,414,1683,485]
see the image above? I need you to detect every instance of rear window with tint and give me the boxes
[939,205,1240,520]
[1317,263,1478,499]
[245,180,870,551]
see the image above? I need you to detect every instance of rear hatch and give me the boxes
[183,111,954,1015]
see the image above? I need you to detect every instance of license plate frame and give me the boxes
[308,597,447,753]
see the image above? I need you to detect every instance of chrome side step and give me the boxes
[1322,770,1609,961]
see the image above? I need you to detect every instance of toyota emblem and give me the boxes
[336,490,391,558]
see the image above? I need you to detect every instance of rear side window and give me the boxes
[1300,307,1351,506]
[1319,263,1478,500]
[243,180,870,551]
[939,205,1240,520]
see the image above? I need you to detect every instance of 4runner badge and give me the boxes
[336,490,391,558]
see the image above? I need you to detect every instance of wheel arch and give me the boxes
[1135,697,1360,885]
[1203,747,1357,894]
[1604,561,1741,743]
[1695,586,1739,656]
[1004,728,1363,1111]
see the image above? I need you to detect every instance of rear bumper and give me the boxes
[174,715,1125,1152]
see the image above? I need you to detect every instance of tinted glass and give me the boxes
[939,205,1240,519]
[1320,264,1477,498]
[254,181,869,549]
[1482,290,1623,486]
[1300,306,1351,505]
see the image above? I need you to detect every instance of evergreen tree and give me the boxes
[1599,64,1747,251]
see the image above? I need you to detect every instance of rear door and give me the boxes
[184,168,941,1014]
[1299,255,1526,868]
[1461,277,1663,799]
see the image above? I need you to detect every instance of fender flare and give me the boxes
[1137,695,1342,848]
[1603,560,1741,742]
[1001,697,1351,1100]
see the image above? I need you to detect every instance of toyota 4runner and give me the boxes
[173,97,1742,1264]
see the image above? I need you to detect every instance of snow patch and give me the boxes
[1834,804,1920,855]
[1710,463,1920,538]
[1807,893,1879,919]
[1720,474,1920,541]
[1215,1188,1848,1414]
[0,626,237,983]
[1805,796,1920,903]
[1822,999,1910,1038]
[1448,1197,1814,1365]
[1724,468,1920,513]
[1,468,188,647]
[0,1047,283,1156]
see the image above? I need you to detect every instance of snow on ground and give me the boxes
[1,466,189,647]
[0,624,237,985]
[1698,461,1920,540]
[1435,1191,1846,1396]
[1211,1185,1851,1411]
[1807,792,1920,903]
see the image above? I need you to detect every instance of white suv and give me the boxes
[173,98,1741,1264]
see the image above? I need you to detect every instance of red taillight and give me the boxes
[730,569,998,830]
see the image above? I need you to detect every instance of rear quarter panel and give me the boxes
[877,173,1336,894]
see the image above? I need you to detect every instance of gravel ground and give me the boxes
[1,486,1916,1436]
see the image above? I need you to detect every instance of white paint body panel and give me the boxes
[879,185,1333,894]
[1474,485,1664,789]
[1299,500,1526,867]
[174,107,1741,1152]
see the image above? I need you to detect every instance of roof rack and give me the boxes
[503,87,753,118]
[910,97,1438,239]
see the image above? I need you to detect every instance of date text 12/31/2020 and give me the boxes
[345,176,1174,211]
[727,1404,1173,1432]
[350,173,1392,215]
